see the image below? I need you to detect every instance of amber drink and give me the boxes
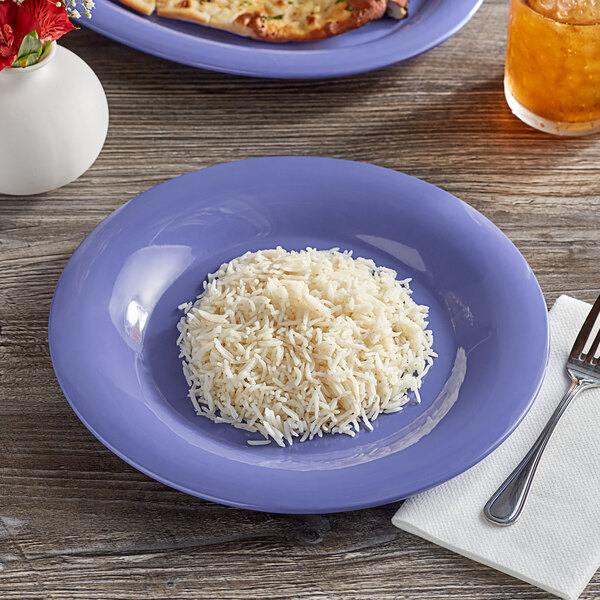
[505,0,600,135]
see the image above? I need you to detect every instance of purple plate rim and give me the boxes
[48,156,550,513]
[80,0,484,79]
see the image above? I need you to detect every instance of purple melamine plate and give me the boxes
[49,157,548,513]
[82,0,483,78]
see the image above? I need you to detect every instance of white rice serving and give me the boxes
[177,247,435,447]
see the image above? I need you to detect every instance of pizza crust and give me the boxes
[156,0,388,42]
[116,0,156,15]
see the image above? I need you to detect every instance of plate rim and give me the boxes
[48,156,550,513]
[81,0,485,79]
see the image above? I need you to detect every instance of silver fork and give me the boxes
[484,294,600,526]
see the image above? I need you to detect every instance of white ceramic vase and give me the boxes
[0,42,109,196]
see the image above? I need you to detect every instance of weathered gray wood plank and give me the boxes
[1,0,599,597]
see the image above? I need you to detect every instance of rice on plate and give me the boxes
[177,247,435,447]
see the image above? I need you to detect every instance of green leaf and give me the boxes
[262,14,283,19]
[18,52,42,68]
[15,31,45,67]
[17,31,43,62]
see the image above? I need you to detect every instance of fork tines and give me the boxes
[570,294,600,365]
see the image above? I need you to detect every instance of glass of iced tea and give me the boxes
[505,0,600,136]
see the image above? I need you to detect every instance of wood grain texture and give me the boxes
[1,0,599,598]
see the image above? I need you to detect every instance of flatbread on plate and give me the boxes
[155,0,390,41]
[114,0,408,41]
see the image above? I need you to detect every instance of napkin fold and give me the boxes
[393,295,600,600]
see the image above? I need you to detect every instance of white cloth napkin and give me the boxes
[392,295,600,600]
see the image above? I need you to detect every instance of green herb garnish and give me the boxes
[262,14,283,19]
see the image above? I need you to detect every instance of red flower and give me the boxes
[0,0,38,69]
[20,0,76,43]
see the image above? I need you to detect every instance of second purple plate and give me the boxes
[82,0,484,78]
[49,157,549,513]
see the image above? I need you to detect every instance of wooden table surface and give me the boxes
[1,0,599,598]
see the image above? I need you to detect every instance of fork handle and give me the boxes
[483,375,588,526]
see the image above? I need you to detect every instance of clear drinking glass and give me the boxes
[505,0,600,136]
